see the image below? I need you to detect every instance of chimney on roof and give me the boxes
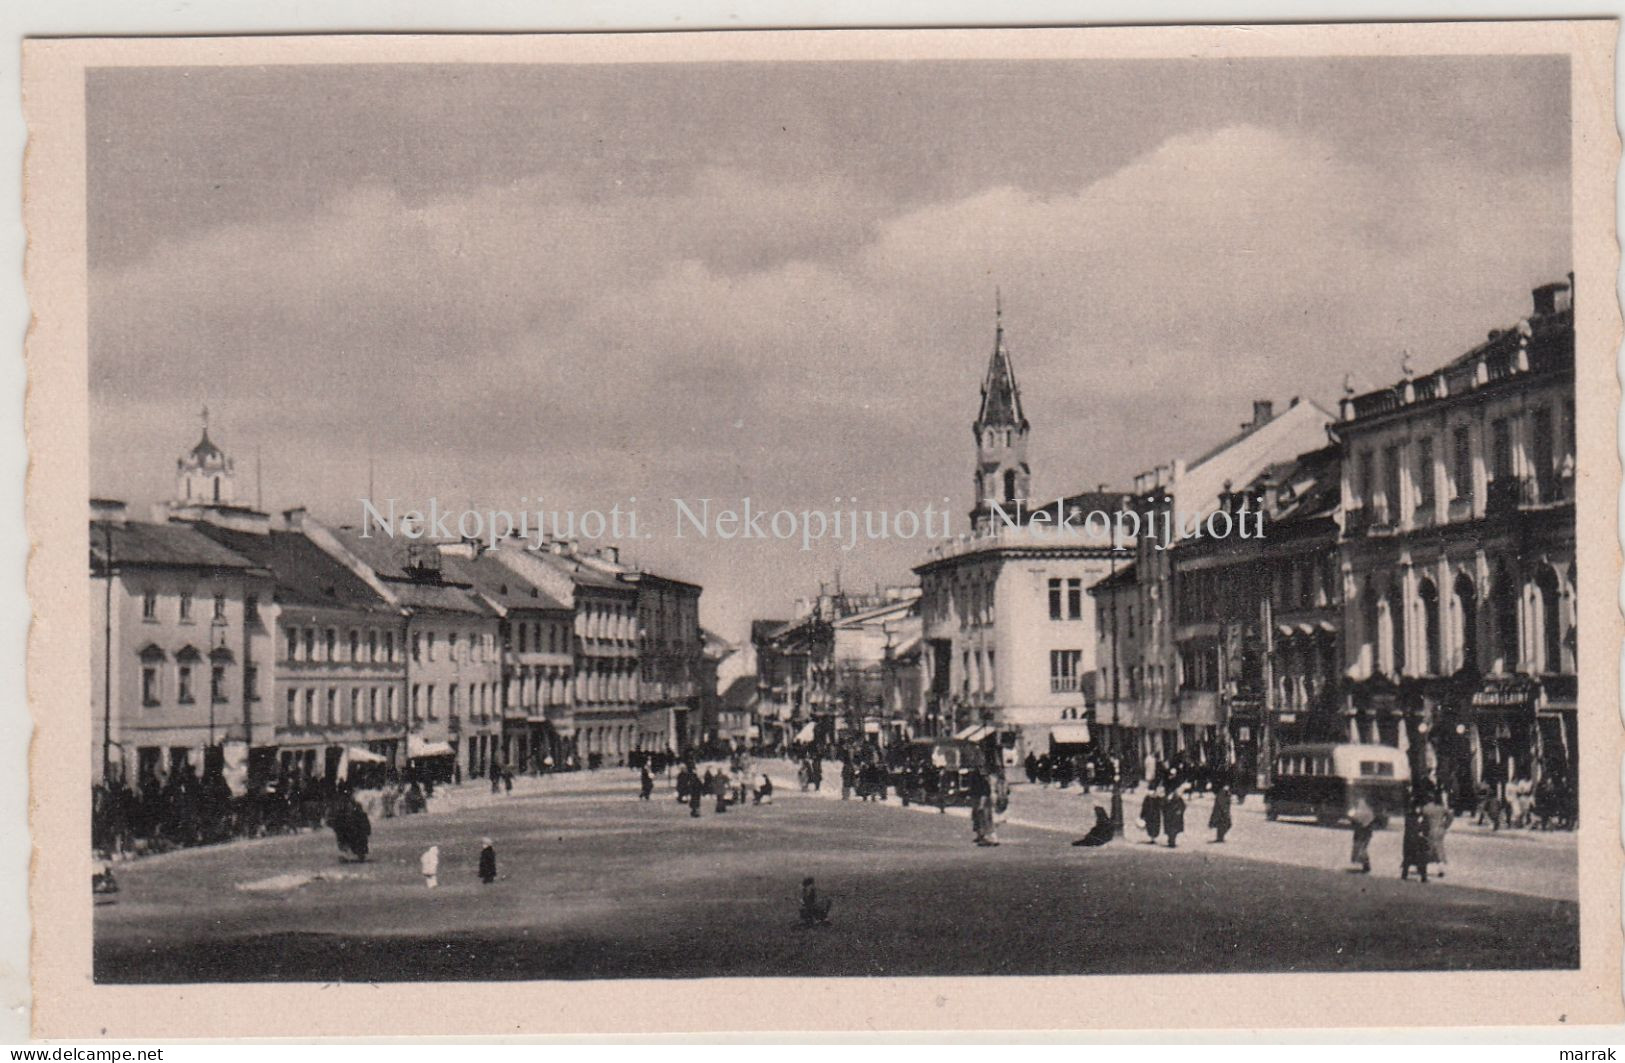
[600,545,619,565]
[282,506,307,530]
[90,498,127,525]
[1249,400,1274,429]
[1532,279,1572,317]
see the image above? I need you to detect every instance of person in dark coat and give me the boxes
[1401,805,1430,882]
[1209,783,1233,843]
[1140,788,1164,844]
[478,837,497,884]
[1072,806,1115,847]
[332,796,371,862]
[799,877,832,926]
[1163,787,1186,848]
[639,765,654,801]
[840,759,856,800]
[688,773,703,818]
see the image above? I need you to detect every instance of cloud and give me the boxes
[90,120,1569,639]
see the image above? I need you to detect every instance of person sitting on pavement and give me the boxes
[1072,806,1114,847]
[799,877,833,927]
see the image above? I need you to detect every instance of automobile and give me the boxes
[1264,742,1410,827]
[889,738,1009,813]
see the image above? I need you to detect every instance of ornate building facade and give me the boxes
[1338,277,1577,803]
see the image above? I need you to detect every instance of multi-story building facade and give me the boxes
[187,509,407,783]
[577,555,703,754]
[913,308,1122,759]
[1338,277,1577,803]
[1091,397,1334,764]
[316,519,503,782]
[830,593,922,746]
[90,499,276,788]
[1169,444,1344,786]
[488,539,641,766]
[439,547,575,773]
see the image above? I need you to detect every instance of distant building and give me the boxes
[1337,277,1576,800]
[914,306,1124,762]
[439,547,574,772]
[1170,444,1344,787]
[1091,397,1335,763]
[315,517,503,783]
[487,539,642,766]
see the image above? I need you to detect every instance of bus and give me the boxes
[1264,743,1410,827]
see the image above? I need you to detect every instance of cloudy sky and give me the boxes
[88,56,1572,642]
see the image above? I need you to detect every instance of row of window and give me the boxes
[283,625,497,667]
[578,603,637,644]
[282,679,504,728]
[1352,401,1575,524]
[140,588,245,625]
[139,661,253,707]
[1358,562,1574,679]
[510,619,569,656]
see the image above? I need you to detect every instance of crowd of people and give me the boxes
[91,765,439,860]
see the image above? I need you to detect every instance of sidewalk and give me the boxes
[766,760,1578,902]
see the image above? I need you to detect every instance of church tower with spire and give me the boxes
[971,295,1031,532]
[174,406,237,507]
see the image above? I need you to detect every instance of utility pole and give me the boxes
[101,519,114,785]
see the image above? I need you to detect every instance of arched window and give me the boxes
[1493,561,1520,673]
[1361,577,1380,677]
[1382,578,1407,677]
[1536,566,1562,674]
[212,476,221,502]
[1418,578,1441,676]
[1453,573,1478,674]
[1003,468,1017,502]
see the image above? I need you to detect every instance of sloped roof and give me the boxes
[439,551,570,613]
[976,315,1027,430]
[720,674,758,710]
[1173,399,1335,522]
[326,528,492,617]
[189,523,395,612]
[90,520,260,572]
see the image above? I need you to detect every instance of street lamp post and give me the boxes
[100,520,114,785]
[1108,541,1126,836]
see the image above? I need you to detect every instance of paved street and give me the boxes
[95,765,1578,983]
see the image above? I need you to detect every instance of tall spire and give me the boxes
[976,297,1027,430]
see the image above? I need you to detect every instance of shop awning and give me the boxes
[407,736,455,758]
[794,722,817,742]
[1049,724,1092,746]
[955,724,993,742]
[345,746,387,764]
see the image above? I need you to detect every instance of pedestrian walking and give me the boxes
[1139,788,1164,844]
[478,837,497,884]
[810,757,823,792]
[1163,786,1186,848]
[420,845,440,889]
[1072,806,1114,848]
[713,769,730,814]
[1421,793,1451,878]
[841,759,855,800]
[1208,783,1232,843]
[1348,796,1375,873]
[639,765,654,801]
[1400,805,1429,882]
[797,760,811,792]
